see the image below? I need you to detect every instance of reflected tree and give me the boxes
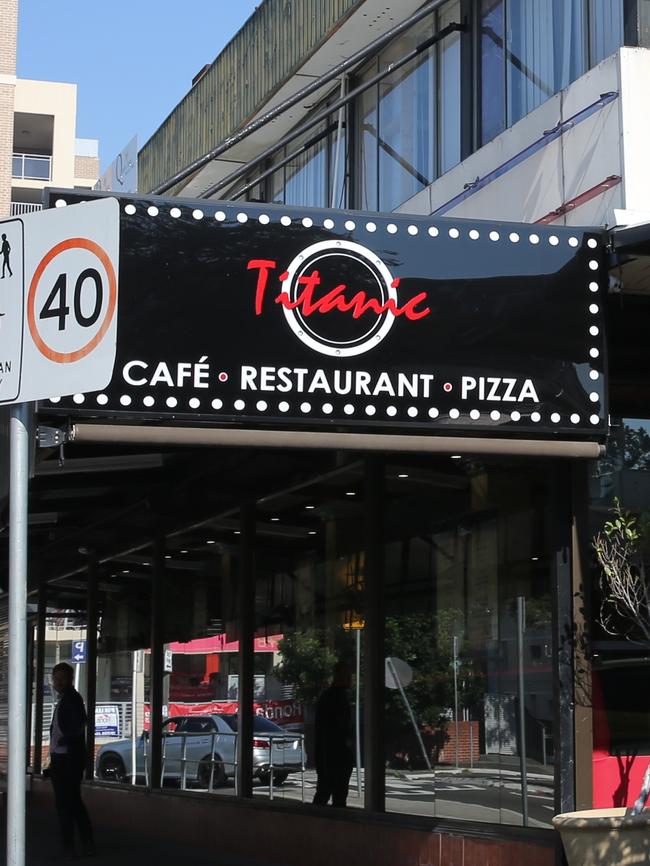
[385,610,485,769]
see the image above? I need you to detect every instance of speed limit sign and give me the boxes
[0,197,119,404]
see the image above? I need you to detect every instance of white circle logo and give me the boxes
[281,240,398,358]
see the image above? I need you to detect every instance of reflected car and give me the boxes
[95,713,303,787]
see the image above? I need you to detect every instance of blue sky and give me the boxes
[17,1,260,172]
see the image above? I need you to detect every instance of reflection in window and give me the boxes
[439,0,462,174]
[589,417,650,808]
[480,0,622,146]
[254,464,365,806]
[377,22,436,212]
[383,459,555,826]
[356,2,461,212]
[95,570,152,787]
[505,0,586,127]
[284,124,329,208]
[266,115,347,210]
[590,418,650,508]
[357,69,379,211]
[589,0,624,66]
[481,0,506,145]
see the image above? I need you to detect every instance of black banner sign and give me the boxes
[44,192,608,438]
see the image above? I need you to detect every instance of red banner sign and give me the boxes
[143,698,303,730]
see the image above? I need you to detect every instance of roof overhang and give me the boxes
[178,0,430,199]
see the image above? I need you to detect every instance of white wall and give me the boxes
[13,78,77,191]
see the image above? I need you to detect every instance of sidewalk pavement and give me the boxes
[0,797,282,866]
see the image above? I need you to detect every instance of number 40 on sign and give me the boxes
[0,198,120,406]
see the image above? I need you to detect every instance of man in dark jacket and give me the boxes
[313,661,355,807]
[49,662,94,858]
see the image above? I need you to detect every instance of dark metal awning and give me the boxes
[610,221,650,257]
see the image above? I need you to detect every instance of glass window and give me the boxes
[589,418,650,808]
[94,569,152,788]
[284,124,329,209]
[480,0,506,145]
[439,0,462,173]
[382,457,555,826]
[479,1,626,146]
[268,149,287,204]
[589,0,624,66]
[505,0,586,128]
[356,64,379,212]
[253,462,365,806]
[378,23,436,212]
[222,715,286,734]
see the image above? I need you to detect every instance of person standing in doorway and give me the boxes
[48,662,95,859]
[313,660,355,807]
[1,233,12,278]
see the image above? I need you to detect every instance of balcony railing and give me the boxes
[10,202,42,216]
[12,152,51,181]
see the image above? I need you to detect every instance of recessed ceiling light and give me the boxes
[305,505,315,510]
[531,556,539,561]
[270,517,280,522]
[450,455,462,460]
[164,555,172,560]
[121,569,130,574]
[141,562,149,566]
[346,491,356,496]
[397,473,409,478]
[308,531,317,535]
[180,549,188,554]
[234,530,241,535]
[206,540,216,544]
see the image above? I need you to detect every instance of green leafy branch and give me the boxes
[594,498,650,643]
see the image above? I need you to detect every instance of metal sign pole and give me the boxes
[453,635,460,769]
[131,651,137,784]
[517,596,529,826]
[7,402,31,866]
[355,628,362,797]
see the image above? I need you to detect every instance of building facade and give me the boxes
[7,2,650,866]
[0,0,99,219]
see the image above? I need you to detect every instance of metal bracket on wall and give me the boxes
[36,425,68,449]
[36,424,69,467]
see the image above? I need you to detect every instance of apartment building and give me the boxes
[0,0,99,219]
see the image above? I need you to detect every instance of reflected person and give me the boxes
[313,661,355,807]
[48,662,95,859]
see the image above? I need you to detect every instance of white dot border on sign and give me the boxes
[146,209,606,270]
[50,390,600,429]
[117,211,604,418]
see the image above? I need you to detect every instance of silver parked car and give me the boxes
[95,713,304,788]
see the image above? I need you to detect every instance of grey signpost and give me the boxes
[385,656,431,772]
[7,401,29,866]
[1,198,119,866]
[517,596,529,826]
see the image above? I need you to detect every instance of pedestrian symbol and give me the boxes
[1,233,12,279]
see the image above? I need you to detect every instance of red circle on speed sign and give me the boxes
[27,237,117,363]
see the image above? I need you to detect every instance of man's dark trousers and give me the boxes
[49,753,93,852]
[313,763,353,807]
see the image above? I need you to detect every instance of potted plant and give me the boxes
[553,500,650,866]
